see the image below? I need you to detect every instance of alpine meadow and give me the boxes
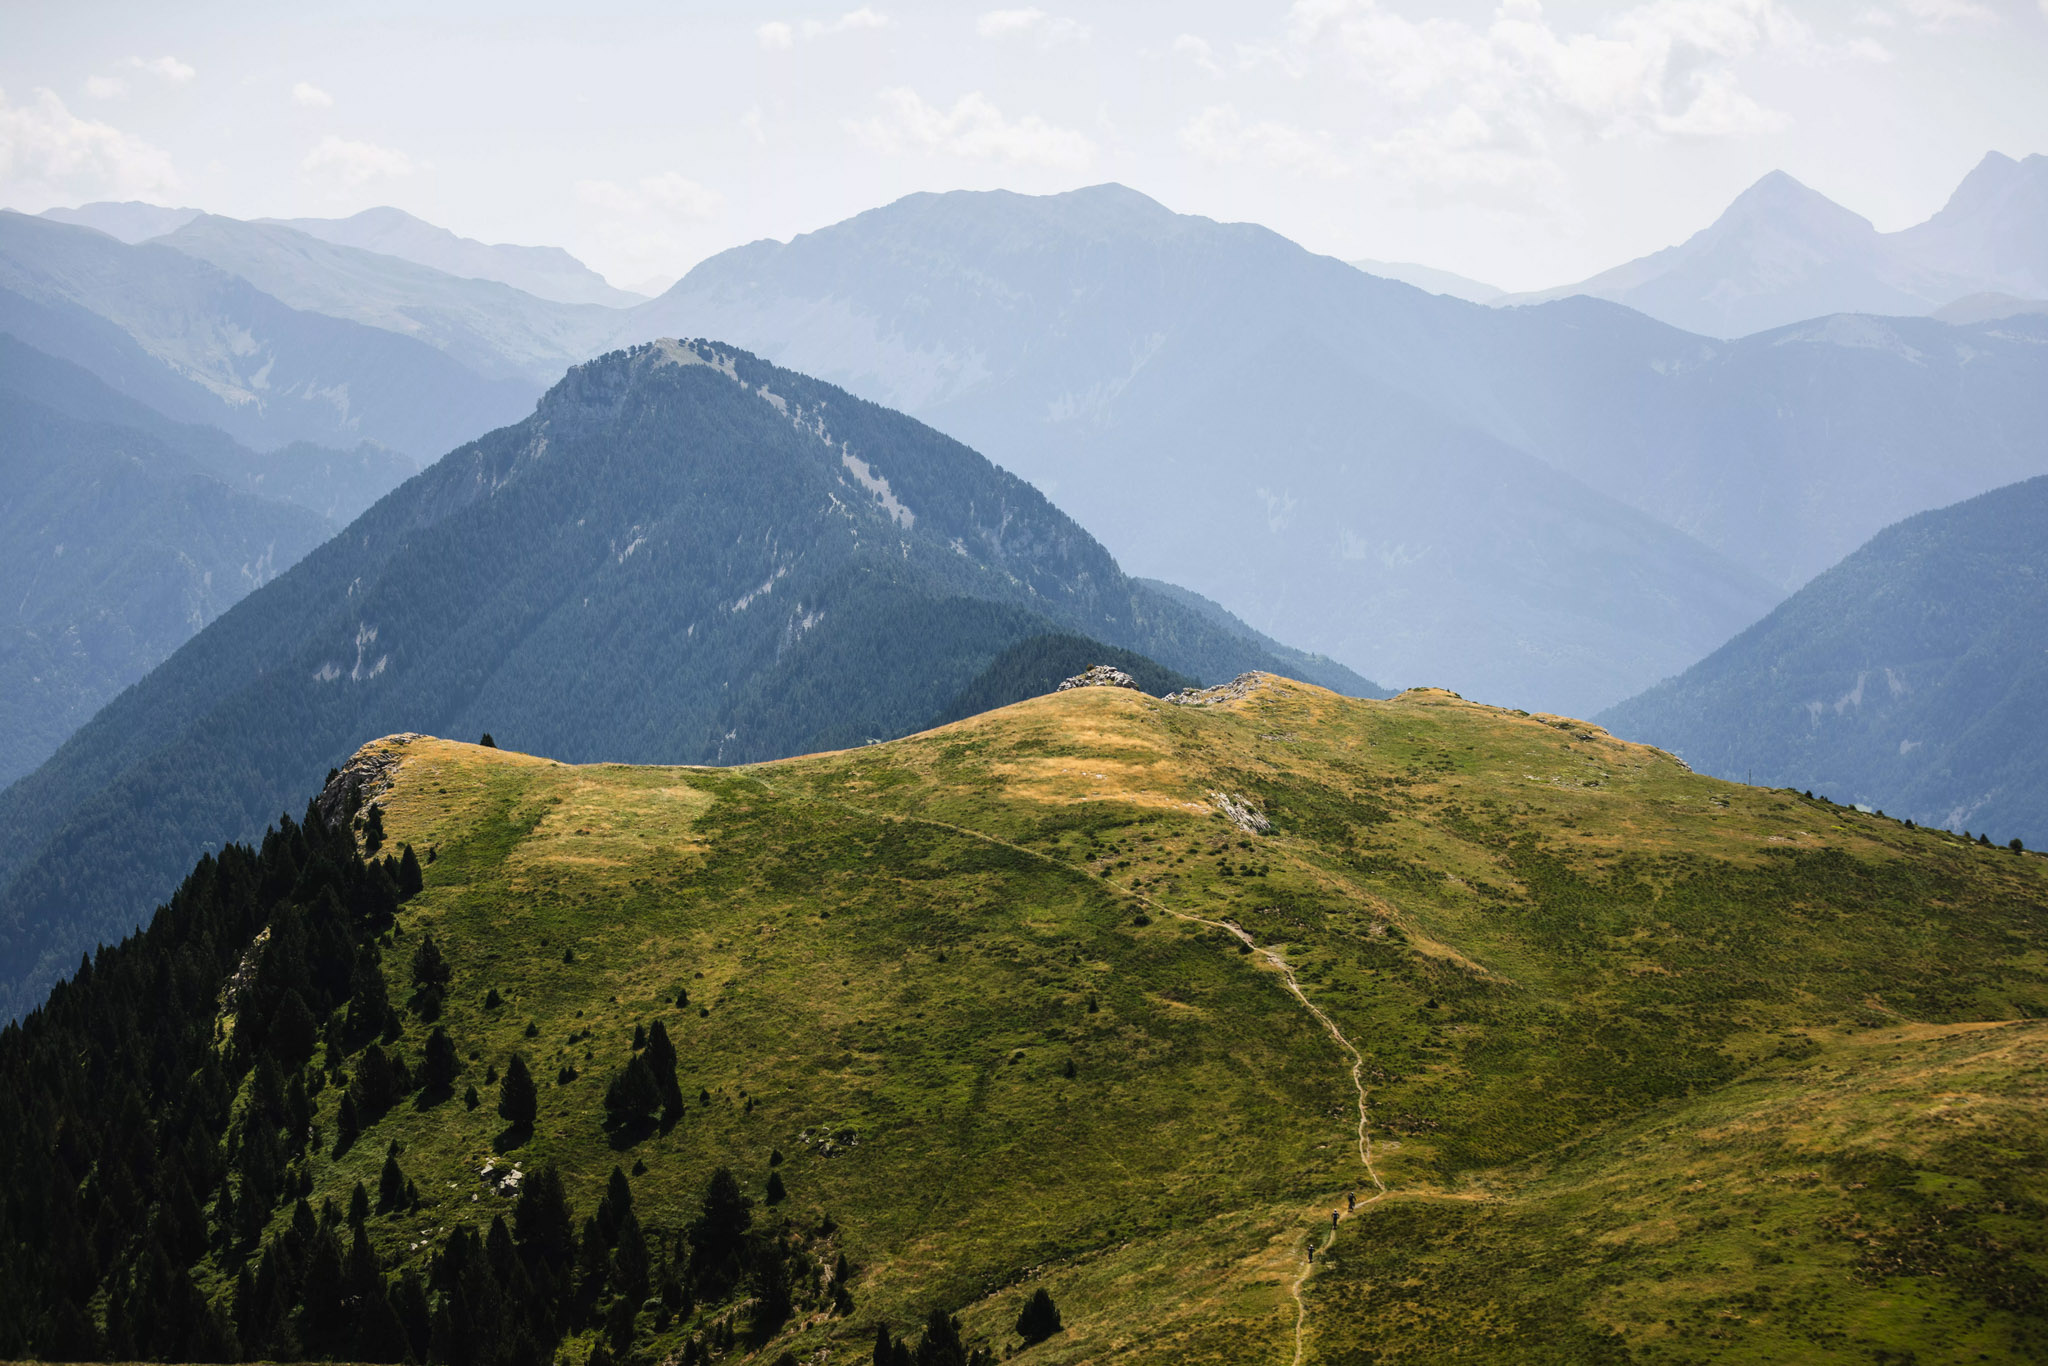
[4,3,2048,1365]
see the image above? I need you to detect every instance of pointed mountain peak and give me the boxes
[1713,171,1874,237]
[1931,149,2046,219]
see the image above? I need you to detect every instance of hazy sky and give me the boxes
[4,0,2045,292]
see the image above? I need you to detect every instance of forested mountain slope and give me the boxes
[0,339,1371,1019]
[0,346,334,787]
[2,678,2042,1363]
[1600,475,2048,847]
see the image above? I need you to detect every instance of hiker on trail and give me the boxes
[1306,1245,1314,1263]
[1347,1192,1356,1212]
[1332,1210,1340,1228]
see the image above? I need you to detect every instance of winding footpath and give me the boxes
[750,776,1387,1364]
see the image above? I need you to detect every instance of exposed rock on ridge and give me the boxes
[1057,665,1140,692]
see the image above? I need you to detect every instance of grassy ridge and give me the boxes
[308,679,2048,1362]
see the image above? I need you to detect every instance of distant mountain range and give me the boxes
[158,213,621,385]
[42,201,643,307]
[0,211,537,459]
[1348,258,1504,303]
[630,182,2048,713]
[1501,152,2048,337]
[1601,475,2048,847]
[0,339,1374,1018]
[14,163,2048,720]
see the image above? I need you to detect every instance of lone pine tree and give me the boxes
[499,1053,538,1131]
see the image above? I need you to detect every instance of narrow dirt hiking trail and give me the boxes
[747,777,1389,1366]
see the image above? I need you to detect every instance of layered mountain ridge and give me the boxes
[0,337,1372,1019]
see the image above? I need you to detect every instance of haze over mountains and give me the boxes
[0,211,533,458]
[10,169,2048,721]
[7,153,2048,836]
[0,338,333,787]
[636,181,2048,711]
[1602,474,2048,847]
[1496,152,2048,337]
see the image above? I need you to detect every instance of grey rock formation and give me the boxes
[1165,672,1269,706]
[1057,665,1139,691]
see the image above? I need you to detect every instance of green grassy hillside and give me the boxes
[300,678,2047,1362]
[6,675,2045,1363]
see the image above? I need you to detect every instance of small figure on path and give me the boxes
[1347,1192,1356,1212]
[1332,1210,1340,1228]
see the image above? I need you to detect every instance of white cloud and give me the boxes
[574,172,725,286]
[83,76,127,100]
[577,171,724,222]
[301,135,418,187]
[1186,0,1805,208]
[1180,105,1347,177]
[845,87,1095,168]
[977,8,1091,45]
[292,82,334,108]
[0,85,179,208]
[1275,0,1806,136]
[121,55,196,83]
[1894,0,1997,29]
[1172,33,1224,75]
[758,7,890,48]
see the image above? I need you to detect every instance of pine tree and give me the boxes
[514,1163,578,1294]
[644,1020,683,1117]
[598,1166,634,1244]
[747,1237,792,1345]
[576,1216,610,1309]
[686,1167,752,1298]
[335,1092,362,1156]
[378,1148,409,1212]
[913,1308,967,1366]
[1015,1288,1062,1343]
[411,934,451,991]
[613,1209,651,1303]
[349,1180,371,1227]
[480,733,497,748]
[397,844,424,898]
[605,1293,637,1355]
[765,1170,786,1205]
[604,1055,662,1130]
[267,988,318,1067]
[499,1054,538,1132]
[362,804,386,856]
[421,1026,458,1098]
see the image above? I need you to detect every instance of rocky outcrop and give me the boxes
[1057,665,1140,692]
[1210,792,1271,835]
[1164,672,1269,706]
[313,736,421,829]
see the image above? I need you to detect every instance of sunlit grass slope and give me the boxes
[320,677,2048,1363]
